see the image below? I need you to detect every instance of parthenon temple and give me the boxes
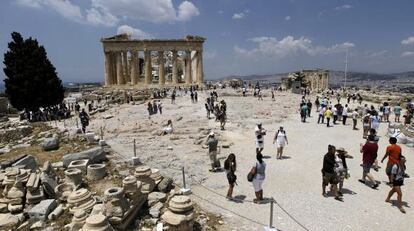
[101,34,206,87]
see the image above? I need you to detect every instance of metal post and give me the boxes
[269,197,274,228]
[76,118,79,128]
[133,139,136,157]
[182,166,186,189]
[100,126,104,140]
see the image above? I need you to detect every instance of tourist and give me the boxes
[206,132,220,172]
[224,153,237,199]
[362,114,371,139]
[335,147,353,195]
[152,101,158,114]
[79,109,89,134]
[385,156,406,213]
[147,102,153,118]
[370,111,381,133]
[252,153,266,203]
[403,110,413,125]
[359,135,379,189]
[333,105,338,124]
[394,103,402,123]
[352,109,359,130]
[271,90,275,101]
[205,100,211,119]
[255,123,266,155]
[342,104,349,125]
[158,101,163,115]
[300,103,308,123]
[381,137,402,183]
[194,91,198,102]
[190,91,194,103]
[315,97,320,112]
[317,106,326,124]
[171,91,176,104]
[218,108,226,130]
[160,120,174,135]
[258,90,263,100]
[273,126,288,159]
[324,107,333,127]
[322,145,342,201]
[74,102,80,114]
[307,100,312,117]
[383,102,391,122]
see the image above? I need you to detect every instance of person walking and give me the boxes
[252,153,266,203]
[79,109,89,134]
[362,114,371,138]
[324,107,333,127]
[370,111,381,133]
[307,100,312,117]
[273,126,288,159]
[206,132,220,172]
[255,123,266,155]
[342,104,349,125]
[300,103,308,123]
[158,101,163,115]
[385,156,406,213]
[381,137,402,184]
[224,153,237,199]
[318,106,326,124]
[352,109,359,130]
[335,147,353,195]
[322,145,342,201]
[383,102,391,122]
[394,104,402,123]
[359,135,379,189]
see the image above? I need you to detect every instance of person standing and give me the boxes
[370,112,381,133]
[352,109,359,130]
[147,102,153,118]
[79,109,89,134]
[255,123,266,155]
[300,103,308,123]
[385,156,406,213]
[335,147,353,195]
[194,91,198,102]
[381,137,402,183]
[318,106,326,124]
[158,101,163,115]
[359,135,379,189]
[271,90,275,101]
[315,97,320,112]
[307,100,312,117]
[206,132,220,172]
[322,145,342,201]
[362,114,371,139]
[273,126,288,159]
[394,104,402,123]
[171,91,176,104]
[383,102,391,122]
[333,105,338,124]
[252,153,266,203]
[224,153,237,199]
[342,104,349,125]
[324,107,333,127]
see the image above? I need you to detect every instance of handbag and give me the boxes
[247,163,257,182]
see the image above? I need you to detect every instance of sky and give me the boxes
[1,0,414,83]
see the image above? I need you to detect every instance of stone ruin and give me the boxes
[0,145,197,230]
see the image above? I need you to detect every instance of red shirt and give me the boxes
[362,142,378,165]
[386,144,401,164]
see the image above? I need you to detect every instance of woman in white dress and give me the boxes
[273,126,289,159]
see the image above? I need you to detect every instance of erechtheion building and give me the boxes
[301,69,330,91]
[101,34,205,87]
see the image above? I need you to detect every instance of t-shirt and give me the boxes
[383,106,390,114]
[322,153,335,174]
[342,107,348,116]
[386,144,401,164]
[352,111,358,120]
[394,106,402,115]
[255,127,265,143]
[332,107,338,116]
[324,109,333,118]
[207,138,218,152]
[254,161,266,180]
[362,142,378,165]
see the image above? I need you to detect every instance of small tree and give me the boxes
[3,32,64,111]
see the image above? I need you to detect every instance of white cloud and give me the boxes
[232,12,245,19]
[235,36,354,58]
[367,50,388,58]
[177,1,200,21]
[335,4,352,10]
[401,51,414,57]
[285,16,291,21]
[402,37,414,45]
[16,0,200,26]
[117,25,152,39]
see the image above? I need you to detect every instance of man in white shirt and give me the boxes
[255,123,266,155]
[333,106,338,124]
[352,109,359,130]
[342,104,349,125]
[318,106,326,124]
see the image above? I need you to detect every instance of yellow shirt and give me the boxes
[324,109,333,118]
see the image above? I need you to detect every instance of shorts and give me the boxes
[393,179,404,187]
[362,163,372,174]
[322,172,339,185]
[252,178,264,192]
[209,151,217,165]
[256,141,264,149]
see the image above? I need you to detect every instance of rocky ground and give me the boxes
[82,88,414,231]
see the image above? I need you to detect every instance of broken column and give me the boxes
[65,168,83,187]
[86,164,106,181]
[122,175,142,203]
[55,183,76,202]
[133,166,155,194]
[104,187,130,224]
[161,195,195,231]
[82,214,115,231]
[67,188,96,214]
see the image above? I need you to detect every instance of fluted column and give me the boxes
[116,52,124,85]
[158,51,165,85]
[185,50,192,85]
[172,50,178,84]
[104,52,112,86]
[111,53,117,85]
[144,50,152,85]
[122,51,129,83]
[130,51,139,85]
[196,50,204,84]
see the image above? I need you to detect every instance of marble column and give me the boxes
[130,51,139,85]
[116,52,124,85]
[104,52,112,86]
[144,50,152,85]
[158,51,165,85]
[196,50,204,84]
[172,50,178,84]
[185,50,192,84]
[123,51,129,83]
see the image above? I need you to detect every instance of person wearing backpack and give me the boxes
[251,153,266,203]
[385,156,407,213]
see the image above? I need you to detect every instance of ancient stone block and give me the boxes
[28,199,57,220]
[68,159,90,174]
[62,147,106,167]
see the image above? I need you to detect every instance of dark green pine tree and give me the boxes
[3,32,64,111]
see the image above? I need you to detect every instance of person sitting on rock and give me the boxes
[160,120,173,136]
